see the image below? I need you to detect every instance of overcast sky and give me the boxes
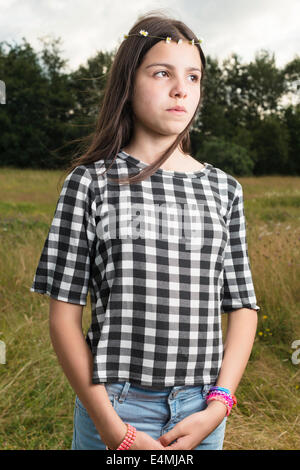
[0,0,299,73]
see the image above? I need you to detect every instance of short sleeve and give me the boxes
[30,166,96,305]
[221,182,260,314]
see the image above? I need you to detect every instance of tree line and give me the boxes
[0,36,299,175]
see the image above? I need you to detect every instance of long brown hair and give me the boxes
[63,10,206,185]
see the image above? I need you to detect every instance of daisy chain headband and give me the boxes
[123,29,203,46]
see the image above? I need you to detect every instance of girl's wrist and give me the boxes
[205,386,237,417]
[103,421,128,449]
[205,399,228,418]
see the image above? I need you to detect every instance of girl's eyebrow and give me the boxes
[145,62,202,74]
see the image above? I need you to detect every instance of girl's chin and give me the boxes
[148,122,186,135]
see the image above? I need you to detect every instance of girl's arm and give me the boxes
[49,298,166,450]
[204,307,258,417]
[158,307,258,449]
[214,307,258,395]
[49,298,128,449]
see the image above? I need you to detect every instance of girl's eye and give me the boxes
[154,70,169,79]
[154,71,199,82]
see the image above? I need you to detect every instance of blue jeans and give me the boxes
[71,381,227,450]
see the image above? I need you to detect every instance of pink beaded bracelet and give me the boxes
[117,423,136,450]
[206,395,232,416]
[206,390,237,416]
[208,391,234,407]
[106,423,137,450]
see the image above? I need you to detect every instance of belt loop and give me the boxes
[202,384,211,397]
[118,381,131,403]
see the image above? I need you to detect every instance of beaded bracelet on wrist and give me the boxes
[205,386,237,416]
[106,423,137,450]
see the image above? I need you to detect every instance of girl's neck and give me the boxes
[121,146,204,172]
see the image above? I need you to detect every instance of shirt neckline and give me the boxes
[117,149,212,179]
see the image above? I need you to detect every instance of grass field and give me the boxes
[0,168,299,450]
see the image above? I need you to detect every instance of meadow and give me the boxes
[0,168,299,450]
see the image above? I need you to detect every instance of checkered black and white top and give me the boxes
[30,150,260,388]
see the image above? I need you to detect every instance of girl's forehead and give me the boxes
[142,40,202,68]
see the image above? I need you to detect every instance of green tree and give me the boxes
[246,50,285,117]
[251,114,290,175]
[196,56,231,138]
[66,49,115,159]
[0,38,48,167]
[37,36,78,167]
[195,136,254,176]
[282,104,300,174]
[69,50,114,121]
[282,56,300,107]
[0,37,76,168]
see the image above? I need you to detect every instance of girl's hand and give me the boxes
[156,401,227,450]
[128,430,167,450]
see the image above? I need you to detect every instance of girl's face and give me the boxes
[130,40,202,137]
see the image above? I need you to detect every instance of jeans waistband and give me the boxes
[104,381,214,403]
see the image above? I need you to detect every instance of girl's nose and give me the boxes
[170,81,187,98]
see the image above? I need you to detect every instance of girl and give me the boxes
[30,11,260,450]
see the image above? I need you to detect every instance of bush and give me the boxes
[196,136,255,176]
